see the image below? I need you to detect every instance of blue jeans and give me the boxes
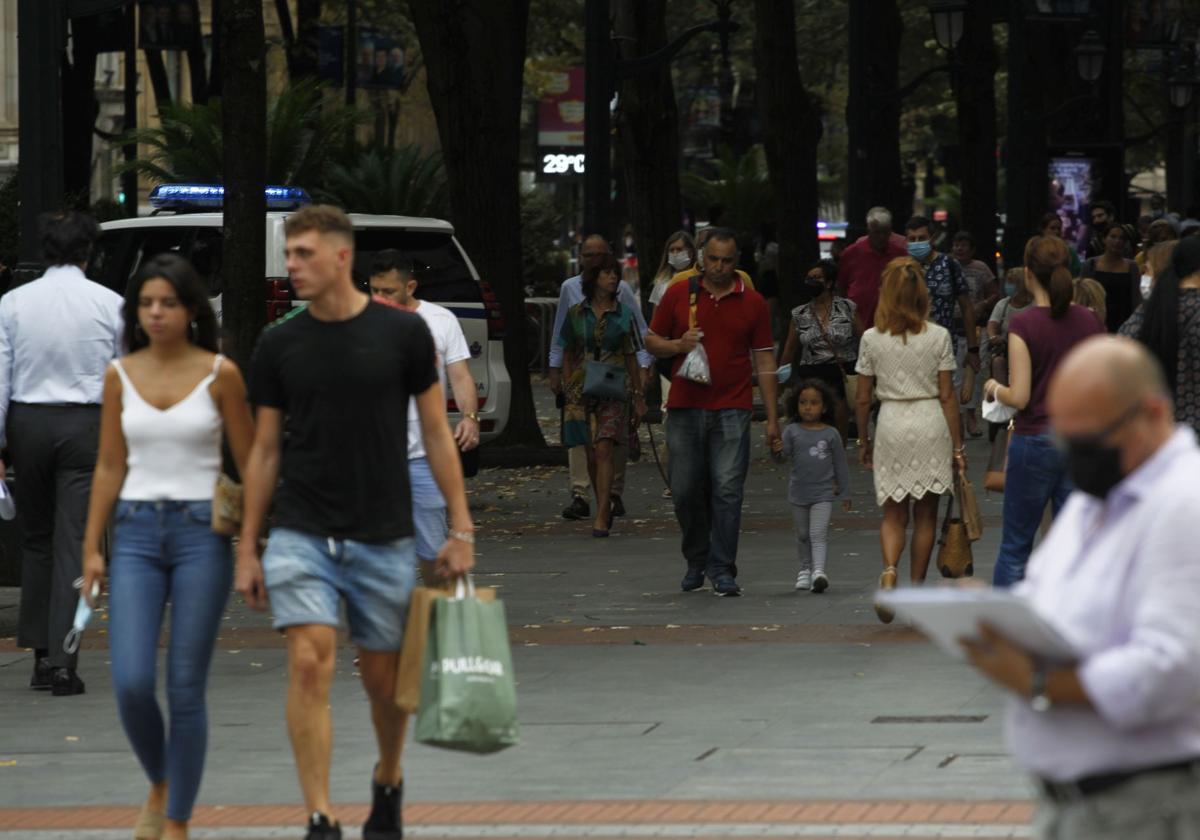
[665,408,752,581]
[107,500,232,821]
[992,433,1073,587]
[408,457,447,562]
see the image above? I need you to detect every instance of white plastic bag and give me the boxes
[981,396,1016,424]
[677,343,712,385]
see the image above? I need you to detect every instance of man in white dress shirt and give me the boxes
[964,336,1200,839]
[0,212,123,696]
[547,234,652,521]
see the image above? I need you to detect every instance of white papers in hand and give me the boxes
[876,587,1077,664]
[0,481,15,521]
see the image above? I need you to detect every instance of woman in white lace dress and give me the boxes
[855,257,965,622]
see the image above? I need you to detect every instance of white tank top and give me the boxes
[114,355,224,501]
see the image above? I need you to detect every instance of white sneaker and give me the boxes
[794,570,812,590]
[812,572,830,594]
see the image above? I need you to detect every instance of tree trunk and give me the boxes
[955,2,997,271]
[612,0,682,309]
[407,0,543,448]
[219,0,267,372]
[62,17,100,206]
[846,0,903,237]
[755,0,821,314]
[275,0,320,80]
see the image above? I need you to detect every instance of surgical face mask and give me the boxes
[1004,282,1017,297]
[64,578,99,655]
[1140,274,1153,299]
[668,251,692,271]
[907,241,932,260]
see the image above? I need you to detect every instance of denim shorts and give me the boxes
[408,456,447,562]
[261,528,417,651]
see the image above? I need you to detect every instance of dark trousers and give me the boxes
[10,403,101,669]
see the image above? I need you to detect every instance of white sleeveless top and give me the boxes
[114,355,224,501]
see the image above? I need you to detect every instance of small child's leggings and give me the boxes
[791,501,832,573]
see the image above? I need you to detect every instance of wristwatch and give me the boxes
[1029,664,1052,713]
[463,411,480,422]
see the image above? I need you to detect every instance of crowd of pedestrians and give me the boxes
[8,193,1200,840]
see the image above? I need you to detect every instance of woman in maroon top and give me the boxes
[983,236,1104,586]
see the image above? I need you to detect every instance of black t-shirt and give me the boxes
[249,300,438,542]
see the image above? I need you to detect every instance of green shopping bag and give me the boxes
[414,577,519,754]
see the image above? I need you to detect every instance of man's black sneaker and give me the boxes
[30,657,53,690]
[50,668,85,696]
[712,577,742,597]
[304,812,342,840]
[610,495,626,517]
[363,775,403,840]
[681,569,705,592]
[561,496,590,520]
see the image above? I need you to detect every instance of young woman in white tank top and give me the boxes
[80,254,254,840]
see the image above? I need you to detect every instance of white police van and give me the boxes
[89,185,511,448]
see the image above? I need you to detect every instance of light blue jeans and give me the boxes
[107,500,232,821]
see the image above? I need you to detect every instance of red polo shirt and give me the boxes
[650,277,773,411]
[839,235,906,329]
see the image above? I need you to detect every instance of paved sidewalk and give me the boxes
[1,381,1024,838]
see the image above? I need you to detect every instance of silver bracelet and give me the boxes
[449,529,475,545]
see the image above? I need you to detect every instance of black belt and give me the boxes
[10,402,100,409]
[1040,758,1200,801]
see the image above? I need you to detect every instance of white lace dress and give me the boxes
[856,323,957,505]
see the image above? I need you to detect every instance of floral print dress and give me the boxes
[557,300,642,447]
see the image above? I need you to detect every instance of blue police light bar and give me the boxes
[148,184,312,210]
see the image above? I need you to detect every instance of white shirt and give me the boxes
[547,274,653,369]
[407,300,472,460]
[1007,427,1200,781]
[114,356,223,501]
[0,265,124,446]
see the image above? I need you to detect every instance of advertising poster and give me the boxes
[317,26,406,90]
[537,67,585,148]
[1047,157,1100,256]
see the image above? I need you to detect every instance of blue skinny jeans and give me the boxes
[992,433,1073,587]
[107,500,232,821]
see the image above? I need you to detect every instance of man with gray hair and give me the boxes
[838,207,907,328]
[963,335,1200,839]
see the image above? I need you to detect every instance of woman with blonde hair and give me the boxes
[983,236,1103,586]
[855,257,963,622]
[1072,276,1107,328]
[648,231,697,309]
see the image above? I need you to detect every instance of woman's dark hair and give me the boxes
[124,253,219,353]
[807,259,837,290]
[1023,236,1074,319]
[953,230,975,248]
[1104,221,1129,242]
[581,254,622,301]
[40,211,100,266]
[1138,236,1200,395]
[785,378,837,425]
[1037,212,1061,233]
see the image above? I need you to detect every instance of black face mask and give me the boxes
[1059,402,1141,500]
[1063,439,1125,500]
[804,278,827,292]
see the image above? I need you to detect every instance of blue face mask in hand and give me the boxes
[64,578,99,655]
[907,241,932,260]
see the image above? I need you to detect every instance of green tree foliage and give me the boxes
[520,188,570,295]
[681,145,772,233]
[316,145,450,216]
[118,79,361,187]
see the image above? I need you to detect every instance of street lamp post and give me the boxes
[1166,47,1199,214]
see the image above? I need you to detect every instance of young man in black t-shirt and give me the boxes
[235,205,475,840]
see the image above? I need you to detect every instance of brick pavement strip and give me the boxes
[0,799,1034,832]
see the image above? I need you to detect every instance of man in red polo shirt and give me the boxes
[838,206,907,329]
[647,229,779,597]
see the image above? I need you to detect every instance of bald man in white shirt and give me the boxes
[964,336,1200,839]
[1,212,123,696]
